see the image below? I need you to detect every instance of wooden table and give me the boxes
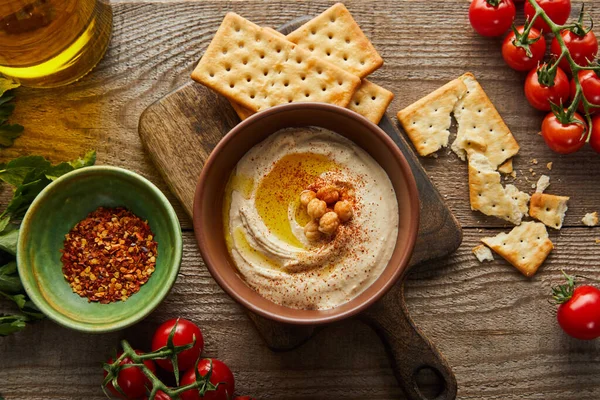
[1,1,600,399]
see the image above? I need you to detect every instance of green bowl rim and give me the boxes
[16,165,183,333]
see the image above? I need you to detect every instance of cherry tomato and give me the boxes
[469,0,516,37]
[590,115,600,153]
[541,110,588,154]
[524,0,571,32]
[524,65,570,110]
[180,359,235,400]
[551,29,598,74]
[152,319,204,372]
[234,397,257,400]
[104,350,156,399]
[145,391,172,400]
[570,70,600,113]
[502,26,546,71]
[557,285,600,340]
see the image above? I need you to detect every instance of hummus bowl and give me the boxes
[193,103,419,325]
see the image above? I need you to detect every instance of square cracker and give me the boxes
[451,73,520,168]
[482,221,553,277]
[468,152,526,225]
[287,3,383,78]
[397,78,467,156]
[230,79,393,124]
[529,193,569,230]
[228,25,393,124]
[191,13,361,113]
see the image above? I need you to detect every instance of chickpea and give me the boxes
[316,185,339,204]
[304,220,322,242]
[307,198,327,219]
[334,200,353,222]
[318,211,340,235]
[300,190,317,207]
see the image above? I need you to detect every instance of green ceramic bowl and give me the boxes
[17,166,182,333]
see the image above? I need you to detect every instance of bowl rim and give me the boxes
[16,165,183,333]
[194,102,419,325]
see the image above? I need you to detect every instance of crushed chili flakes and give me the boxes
[60,207,158,304]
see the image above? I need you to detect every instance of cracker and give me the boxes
[347,79,394,124]
[481,221,553,277]
[451,73,520,168]
[397,78,467,156]
[468,152,525,225]
[473,244,494,262]
[287,3,383,78]
[529,193,570,230]
[231,78,393,124]
[191,13,361,113]
[536,174,550,193]
[505,184,530,216]
[582,212,599,227]
[498,159,513,174]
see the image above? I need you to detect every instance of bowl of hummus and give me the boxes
[193,103,419,324]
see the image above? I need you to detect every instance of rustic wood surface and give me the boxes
[1,1,600,399]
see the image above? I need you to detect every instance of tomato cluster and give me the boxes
[104,318,255,400]
[469,0,600,155]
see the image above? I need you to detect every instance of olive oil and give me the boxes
[254,153,337,248]
[0,0,112,87]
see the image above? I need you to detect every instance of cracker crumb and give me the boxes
[532,172,536,176]
[510,170,517,179]
[533,159,538,164]
[582,212,598,227]
[536,175,550,193]
[531,183,536,189]
[473,244,494,262]
[547,162,553,170]
[596,238,600,244]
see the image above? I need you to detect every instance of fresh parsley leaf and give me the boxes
[0,229,18,255]
[69,149,97,169]
[0,314,28,336]
[0,261,22,294]
[0,77,23,148]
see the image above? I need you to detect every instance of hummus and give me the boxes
[223,127,398,310]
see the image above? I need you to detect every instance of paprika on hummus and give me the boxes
[223,127,398,310]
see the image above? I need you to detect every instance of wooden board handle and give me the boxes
[359,282,457,400]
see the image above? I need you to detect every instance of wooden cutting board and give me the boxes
[139,17,462,400]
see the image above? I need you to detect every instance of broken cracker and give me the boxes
[473,244,494,262]
[468,152,525,225]
[287,3,383,78]
[536,174,550,193]
[529,192,569,230]
[451,73,520,168]
[582,212,598,227]
[192,13,361,113]
[397,78,467,156]
[498,159,513,174]
[506,184,530,216]
[482,221,553,277]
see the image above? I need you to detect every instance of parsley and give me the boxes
[0,151,97,335]
[0,77,23,148]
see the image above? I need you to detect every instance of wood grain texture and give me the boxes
[1,1,600,399]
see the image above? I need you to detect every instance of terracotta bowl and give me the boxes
[193,103,419,325]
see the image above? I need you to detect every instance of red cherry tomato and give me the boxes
[469,0,516,37]
[524,0,571,32]
[145,390,172,400]
[152,318,204,372]
[104,350,156,399]
[541,110,588,154]
[502,26,546,71]
[551,29,598,74]
[590,115,600,153]
[524,65,570,110]
[234,397,257,400]
[557,285,600,340]
[570,70,600,113]
[180,359,235,400]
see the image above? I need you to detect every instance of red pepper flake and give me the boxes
[60,207,158,304]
